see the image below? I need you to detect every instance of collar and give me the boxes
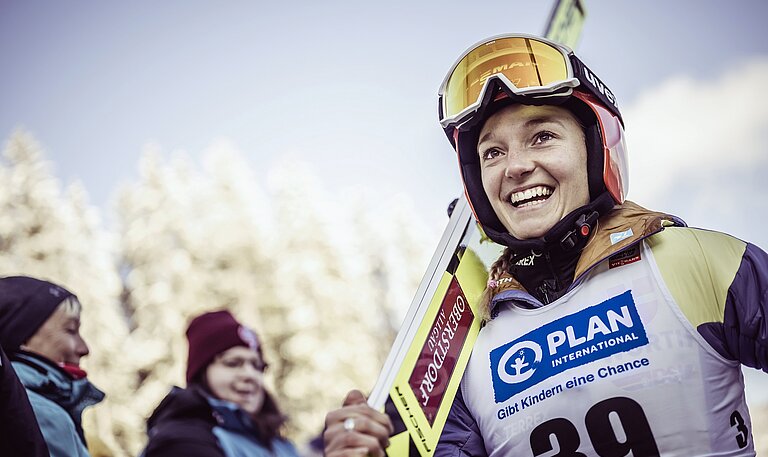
[205,394,257,435]
[12,351,105,420]
[487,201,685,314]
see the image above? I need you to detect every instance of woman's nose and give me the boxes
[77,336,90,358]
[241,363,264,380]
[504,151,535,180]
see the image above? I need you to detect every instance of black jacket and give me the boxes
[143,385,225,457]
[0,344,49,457]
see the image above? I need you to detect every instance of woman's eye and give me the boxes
[534,131,555,144]
[481,148,502,161]
[223,359,242,368]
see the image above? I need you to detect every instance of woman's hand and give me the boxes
[323,390,394,457]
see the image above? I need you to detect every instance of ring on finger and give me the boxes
[343,417,356,432]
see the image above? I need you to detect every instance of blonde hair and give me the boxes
[58,296,82,318]
[479,247,517,315]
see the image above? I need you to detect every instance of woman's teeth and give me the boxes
[509,186,553,207]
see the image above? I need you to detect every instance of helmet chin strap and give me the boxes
[559,209,601,251]
[501,192,615,304]
[492,191,615,261]
[505,210,597,266]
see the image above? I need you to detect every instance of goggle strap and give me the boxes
[570,56,623,124]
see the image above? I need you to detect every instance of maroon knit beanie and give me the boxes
[185,310,261,383]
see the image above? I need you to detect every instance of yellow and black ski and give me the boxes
[368,2,588,455]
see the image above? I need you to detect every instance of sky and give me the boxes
[2,1,768,402]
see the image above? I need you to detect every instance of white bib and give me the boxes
[463,241,754,456]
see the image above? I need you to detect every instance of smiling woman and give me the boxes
[141,310,299,457]
[324,33,768,457]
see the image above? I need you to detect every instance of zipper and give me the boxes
[535,250,561,305]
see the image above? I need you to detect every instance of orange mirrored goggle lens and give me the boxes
[443,37,570,120]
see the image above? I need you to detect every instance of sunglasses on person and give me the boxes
[438,33,622,133]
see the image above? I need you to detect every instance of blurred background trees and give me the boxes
[3,130,767,456]
[0,131,433,456]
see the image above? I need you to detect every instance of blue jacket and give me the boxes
[12,351,104,457]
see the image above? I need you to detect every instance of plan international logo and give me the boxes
[490,290,648,403]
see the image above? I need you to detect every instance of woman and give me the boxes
[324,34,767,456]
[142,310,299,457]
[0,276,104,457]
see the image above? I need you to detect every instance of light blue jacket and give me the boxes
[12,352,104,457]
[207,396,299,457]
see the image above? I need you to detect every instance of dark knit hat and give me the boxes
[0,276,75,352]
[185,310,262,383]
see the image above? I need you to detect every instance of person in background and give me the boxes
[323,33,768,456]
[0,275,104,457]
[142,310,299,457]
[0,342,50,456]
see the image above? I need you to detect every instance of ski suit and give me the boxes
[436,201,768,456]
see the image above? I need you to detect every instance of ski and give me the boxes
[368,2,587,455]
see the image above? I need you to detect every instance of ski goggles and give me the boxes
[438,33,622,131]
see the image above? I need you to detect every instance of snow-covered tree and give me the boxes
[116,142,284,453]
[343,189,437,347]
[0,130,130,456]
[117,149,434,446]
[264,159,438,441]
[2,131,440,454]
